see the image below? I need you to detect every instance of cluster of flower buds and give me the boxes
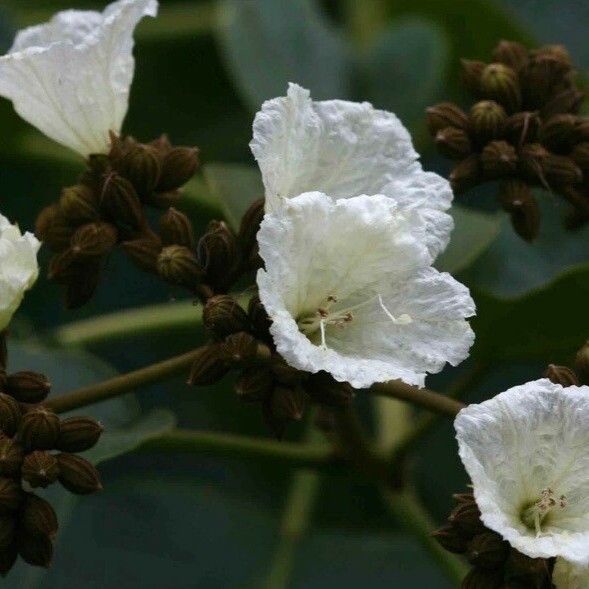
[188,293,354,437]
[433,492,554,588]
[542,339,589,388]
[427,40,589,240]
[0,340,103,574]
[35,133,200,307]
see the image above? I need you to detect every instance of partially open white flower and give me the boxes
[455,379,589,568]
[553,558,589,589]
[0,0,158,157]
[250,83,453,259]
[257,191,475,389]
[0,213,40,331]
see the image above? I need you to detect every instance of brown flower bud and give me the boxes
[467,531,509,569]
[57,416,103,453]
[0,479,21,512]
[20,494,58,538]
[504,112,540,146]
[0,439,23,476]
[532,44,572,68]
[426,102,468,136]
[56,453,102,495]
[157,146,200,192]
[469,100,507,143]
[115,144,162,197]
[35,204,74,253]
[523,55,572,109]
[431,525,468,554]
[197,221,239,289]
[149,133,172,155]
[122,236,163,273]
[70,222,118,257]
[187,346,229,386]
[18,408,60,450]
[100,173,144,230]
[270,355,304,387]
[453,492,476,505]
[17,529,53,568]
[571,142,589,171]
[543,154,582,187]
[22,451,59,488]
[499,180,540,242]
[145,190,181,210]
[448,501,484,537]
[235,367,274,402]
[47,249,78,283]
[6,371,51,404]
[480,63,521,112]
[461,59,486,95]
[492,40,528,71]
[544,364,579,387]
[541,88,584,119]
[434,127,472,159]
[560,186,589,222]
[576,119,589,142]
[0,516,16,550]
[64,259,102,310]
[540,114,578,153]
[238,198,265,258]
[574,341,589,384]
[461,568,503,589]
[270,386,308,422]
[481,140,517,177]
[518,143,549,183]
[505,550,548,583]
[248,295,271,341]
[449,155,481,195]
[203,295,249,338]
[0,394,20,438]
[304,371,354,407]
[59,184,99,224]
[220,332,260,363]
[0,546,17,577]
[157,245,203,288]
[159,207,195,249]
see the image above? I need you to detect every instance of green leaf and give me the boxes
[203,163,263,231]
[216,0,351,112]
[436,207,501,275]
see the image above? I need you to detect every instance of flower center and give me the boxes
[521,488,567,536]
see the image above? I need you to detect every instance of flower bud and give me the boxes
[505,550,547,583]
[576,119,589,142]
[203,295,249,338]
[540,114,577,152]
[0,439,23,476]
[431,525,468,554]
[544,364,579,387]
[492,40,528,71]
[157,146,200,192]
[571,142,589,171]
[461,59,485,95]
[480,63,521,112]
[0,479,21,512]
[20,494,58,538]
[5,371,51,404]
[469,100,506,143]
[157,245,203,288]
[541,88,584,119]
[159,207,195,249]
[518,143,548,182]
[467,531,508,569]
[187,346,229,386]
[64,259,102,310]
[0,516,16,550]
[499,180,540,242]
[304,371,354,407]
[461,568,503,589]
[122,237,162,273]
[0,394,21,437]
[220,332,260,363]
[100,173,144,230]
[35,204,74,252]
[574,341,589,384]
[270,386,307,422]
[56,453,102,495]
[22,451,59,488]
[248,295,271,341]
[59,184,99,224]
[235,367,274,402]
[57,417,103,453]
[47,249,77,283]
[18,408,60,450]
[426,102,468,135]
[543,154,582,187]
[523,55,571,109]
[238,198,265,259]
[145,190,181,210]
[504,112,539,145]
[481,140,517,177]
[532,44,572,68]
[197,221,239,289]
[17,529,53,567]
[449,155,480,195]
[70,222,118,257]
[115,144,162,197]
[270,355,304,387]
[561,186,589,222]
[448,501,485,537]
[434,127,472,159]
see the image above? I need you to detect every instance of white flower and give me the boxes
[0,0,158,157]
[553,558,589,589]
[455,379,589,569]
[256,191,475,389]
[250,83,454,259]
[0,213,40,331]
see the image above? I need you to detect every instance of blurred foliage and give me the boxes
[0,0,587,587]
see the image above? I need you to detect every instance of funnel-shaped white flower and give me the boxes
[257,192,475,389]
[455,379,589,567]
[250,83,453,259]
[0,0,158,157]
[0,213,40,331]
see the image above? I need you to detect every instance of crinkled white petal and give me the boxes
[553,558,589,589]
[257,192,474,388]
[0,213,40,331]
[250,83,453,258]
[455,379,589,565]
[0,0,158,157]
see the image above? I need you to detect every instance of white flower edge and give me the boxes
[250,83,454,259]
[257,191,475,389]
[0,0,158,157]
[455,379,589,565]
[0,214,40,331]
[553,558,589,589]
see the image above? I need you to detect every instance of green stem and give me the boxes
[381,488,468,586]
[140,428,340,472]
[344,0,388,49]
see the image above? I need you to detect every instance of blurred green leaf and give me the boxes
[436,207,501,275]
[216,0,351,112]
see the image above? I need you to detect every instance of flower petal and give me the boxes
[250,82,453,258]
[553,558,589,589]
[455,379,589,565]
[0,0,158,157]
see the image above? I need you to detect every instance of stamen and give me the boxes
[521,488,567,536]
[319,319,327,350]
